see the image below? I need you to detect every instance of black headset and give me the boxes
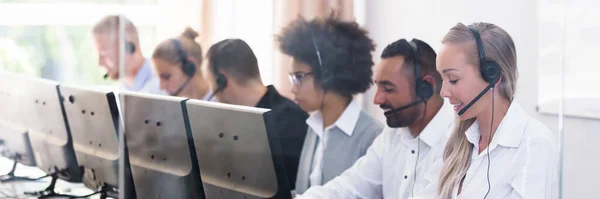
[457,25,501,116]
[408,40,433,101]
[469,25,501,84]
[383,39,434,119]
[103,41,137,79]
[213,66,228,94]
[169,39,197,96]
[467,24,501,199]
[126,42,136,55]
[170,39,196,76]
[206,41,230,101]
[311,36,332,90]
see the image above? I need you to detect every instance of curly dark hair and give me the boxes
[276,13,376,98]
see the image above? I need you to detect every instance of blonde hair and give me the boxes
[92,15,139,43]
[437,22,518,198]
[152,27,203,73]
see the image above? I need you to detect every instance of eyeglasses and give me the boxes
[287,36,321,87]
[288,72,313,86]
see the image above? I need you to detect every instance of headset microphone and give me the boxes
[103,73,108,79]
[206,74,228,101]
[457,80,496,116]
[383,99,424,117]
[463,24,501,199]
[206,93,216,101]
[458,25,501,116]
[171,77,193,97]
[206,87,221,102]
[168,39,198,97]
[383,40,433,120]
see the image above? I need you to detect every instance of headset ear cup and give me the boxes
[182,62,196,76]
[215,73,228,90]
[482,61,501,83]
[417,81,434,101]
[126,42,136,54]
[319,75,332,91]
[316,66,331,91]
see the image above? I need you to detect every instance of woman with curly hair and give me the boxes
[276,13,384,195]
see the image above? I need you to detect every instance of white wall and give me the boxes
[204,0,275,86]
[364,0,600,198]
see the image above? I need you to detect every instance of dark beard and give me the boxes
[381,103,420,128]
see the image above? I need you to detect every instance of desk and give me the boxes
[0,157,98,199]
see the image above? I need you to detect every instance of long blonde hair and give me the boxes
[437,22,518,198]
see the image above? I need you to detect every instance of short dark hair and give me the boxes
[276,13,376,98]
[206,39,261,84]
[381,38,441,93]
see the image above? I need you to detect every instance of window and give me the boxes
[0,1,199,86]
[207,0,275,86]
[0,0,157,4]
[538,0,600,119]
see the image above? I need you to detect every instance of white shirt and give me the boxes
[298,102,454,199]
[305,100,360,187]
[414,102,558,199]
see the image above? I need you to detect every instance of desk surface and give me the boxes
[0,157,98,199]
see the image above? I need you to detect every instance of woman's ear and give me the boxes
[187,56,197,66]
[494,76,503,88]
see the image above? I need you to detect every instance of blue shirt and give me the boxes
[124,59,166,95]
[202,90,213,101]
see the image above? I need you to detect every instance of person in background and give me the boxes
[422,22,557,199]
[152,27,210,99]
[204,38,308,190]
[92,15,164,94]
[296,38,455,199]
[275,13,384,196]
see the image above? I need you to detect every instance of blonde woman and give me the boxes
[152,27,211,99]
[428,22,558,198]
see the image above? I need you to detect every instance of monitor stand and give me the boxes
[23,171,111,199]
[24,172,72,198]
[0,155,49,182]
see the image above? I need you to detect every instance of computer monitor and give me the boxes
[0,72,36,170]
[0,122,36,182]
[185,99,291,199]
[121,92,204,198]
[0,122,35,166]
[19,76,82,183]
[60,84,136,198]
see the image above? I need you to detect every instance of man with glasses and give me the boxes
[203,38,308,190]
[275,14,384,196]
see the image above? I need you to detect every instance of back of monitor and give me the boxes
[20,76,81,182]
[0,72,35,166]
[0,122,36,166]
[185,99,291,199]
[60,84,136,198]
[122,92,204,199]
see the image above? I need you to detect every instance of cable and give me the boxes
[68,191,102,199]
[411,101,427,197]
[483,88,494,199]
